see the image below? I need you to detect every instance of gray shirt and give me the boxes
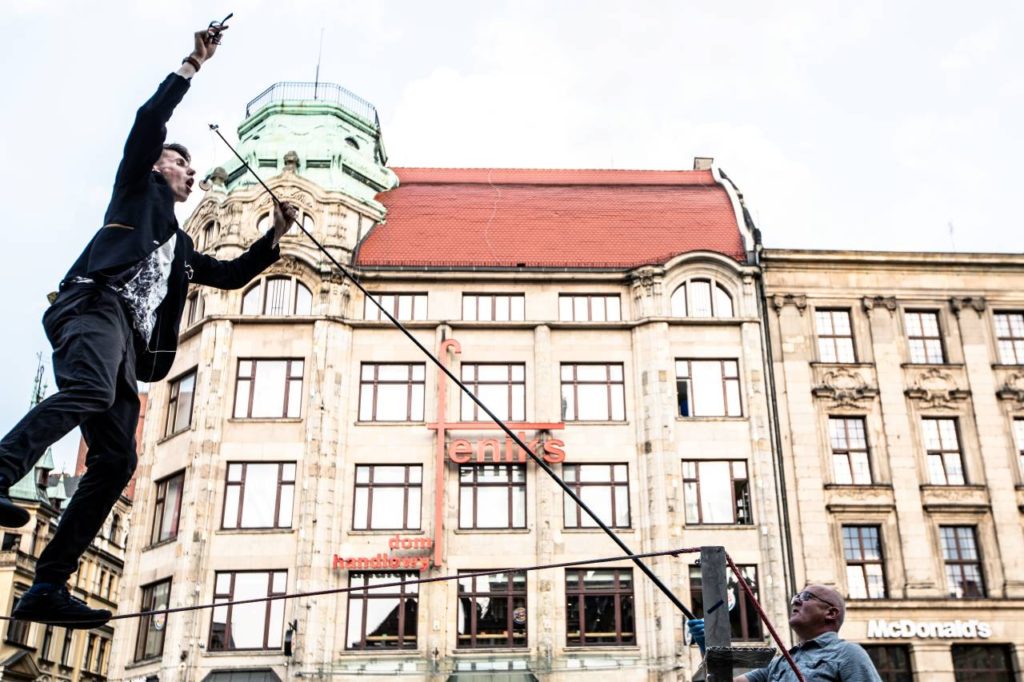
[744,632,881,682]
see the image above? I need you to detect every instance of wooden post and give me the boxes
[701,545,732,681]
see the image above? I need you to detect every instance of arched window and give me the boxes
[241,276,313,316]
[671,279,734,318]
[198,221,215,252]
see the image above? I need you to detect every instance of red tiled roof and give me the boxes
[357,168,746,269]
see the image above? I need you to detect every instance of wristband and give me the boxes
[182,56,202,72]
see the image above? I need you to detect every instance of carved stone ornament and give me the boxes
[862,296,897,314]
[772,293,807,315]
[949,296,986,317]
[996,371,1024,407]
[283,150,300,172]
[904,367,970,409]
[811,367,880,407]
[630,266,664,301]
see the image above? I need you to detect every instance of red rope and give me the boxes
[724,552,805,682]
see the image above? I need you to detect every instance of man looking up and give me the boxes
[0,22,297,628]
[689,584,881,681]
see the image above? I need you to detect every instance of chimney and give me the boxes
[693,157,714,171]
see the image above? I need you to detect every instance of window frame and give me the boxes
[565,568,635,646]
[994,312,1024,365]
[904,310,946,364]
[185,290,205,326]
[241,276,313,316]
[456,570,528,649]
[688,564,763,641]
[922,417,967,485]
[352,464,423,531]
[358,363,426,422]
[675,359,742,417]
[1014,419,1024,480]
[150,470,185,545]
[828,416,873,485]
[682,459,752,525]
[345,572,418,650]
[458,464,527,530]
[560,363,626,422]
[164,368,197,438]
[462,293,526,322]
[364,292,428,321]
[221,461,296,530]
[670,279,734,318]
[558,294,622,322]
[562,463,631,529]
[209,570,288,651]
[460,363,526,422]
[233,358,305,419]
[6,591,31,645]
[815,308,856,363]
[940,526,986,598]
[842,525,887,599]
[134,578,171,662]
[951,644,1015,681]
[863,644,913,682]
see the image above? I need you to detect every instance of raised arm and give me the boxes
[113,24,229,189]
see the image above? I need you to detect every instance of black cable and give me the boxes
[209,124,695,619]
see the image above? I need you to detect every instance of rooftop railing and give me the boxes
[245,82,380,128]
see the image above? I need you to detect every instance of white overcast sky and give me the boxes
[1,1,1021,473]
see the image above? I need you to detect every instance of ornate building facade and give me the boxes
[763,249,1024,681]
[108,84,791,681]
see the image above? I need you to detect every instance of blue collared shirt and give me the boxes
[744,632,882,682]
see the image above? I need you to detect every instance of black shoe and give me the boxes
[12,585,111,629]
[0,488,30,528]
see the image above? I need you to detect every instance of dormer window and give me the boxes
[671,279,734,318]
[242,276,313,316]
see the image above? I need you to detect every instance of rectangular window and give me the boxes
[222,462,296,530]
[6,593,30,644]
[994,312,1024,365]
[682,460,752,525]
[829,417,872,484]
[940,526,985,598]
[905,311,945,363]
[459,465,526,530]
[463,293,525,321]
[461,363,526,421]
[561,363,625,421]
[210,570,287,651]
[83,634,96,671]
[688,565,762,640]
[842,526,887,599]
[364,293,427,321]
[563,464,630,529]
[40,625,54,661]
[358,363,425,422]
[457,571,527,648]
[60,628,73,666]
[566,568,635,646]
[558,294,622,322]
[816,309,856,362]
[134,579,170,661]
[346,572,418,650]
[164,369,196,437]
[150,471,184,545]
[952,644,1014,681]
[233,359,304,419]
[923,418,966,485]
[675,359,741,417]
[186,291,204,326]
[353,465,422,531]
[863,645,913,682]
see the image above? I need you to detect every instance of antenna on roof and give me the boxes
[948,221,956,251]
[314,28,325,100]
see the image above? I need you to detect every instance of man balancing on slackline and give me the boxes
[0,21,297,627]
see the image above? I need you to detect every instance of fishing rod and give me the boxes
[207,124,696,620]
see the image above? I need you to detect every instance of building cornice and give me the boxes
[762,248,1024,271]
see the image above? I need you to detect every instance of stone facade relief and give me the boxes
[904,367,971,409]
[949,296,986,317]
[772,293,807,315]
[811,366,880,408]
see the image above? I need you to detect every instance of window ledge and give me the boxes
[562,645,640,652]
[217,528,297,536]
[157,427,192,446]
[675,416,746,422]
[810,362,875,369]
[347,529,426,536]
[562,527,634,533]
[992,364,1024,370]
[919,484,987,492]
[900,362,964,369]
[823,484,894,491]
[227,418,303,424]
[563,421,630,426]
[124,658,161,671]
[354,421,427,427]
[143,537,180,553]
[453,529,531,535]
[683,524,756,529]
[202,649,285,657]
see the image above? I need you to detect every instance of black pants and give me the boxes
[0,284,139,585]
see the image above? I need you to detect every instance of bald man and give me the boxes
[736,584,880,681]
